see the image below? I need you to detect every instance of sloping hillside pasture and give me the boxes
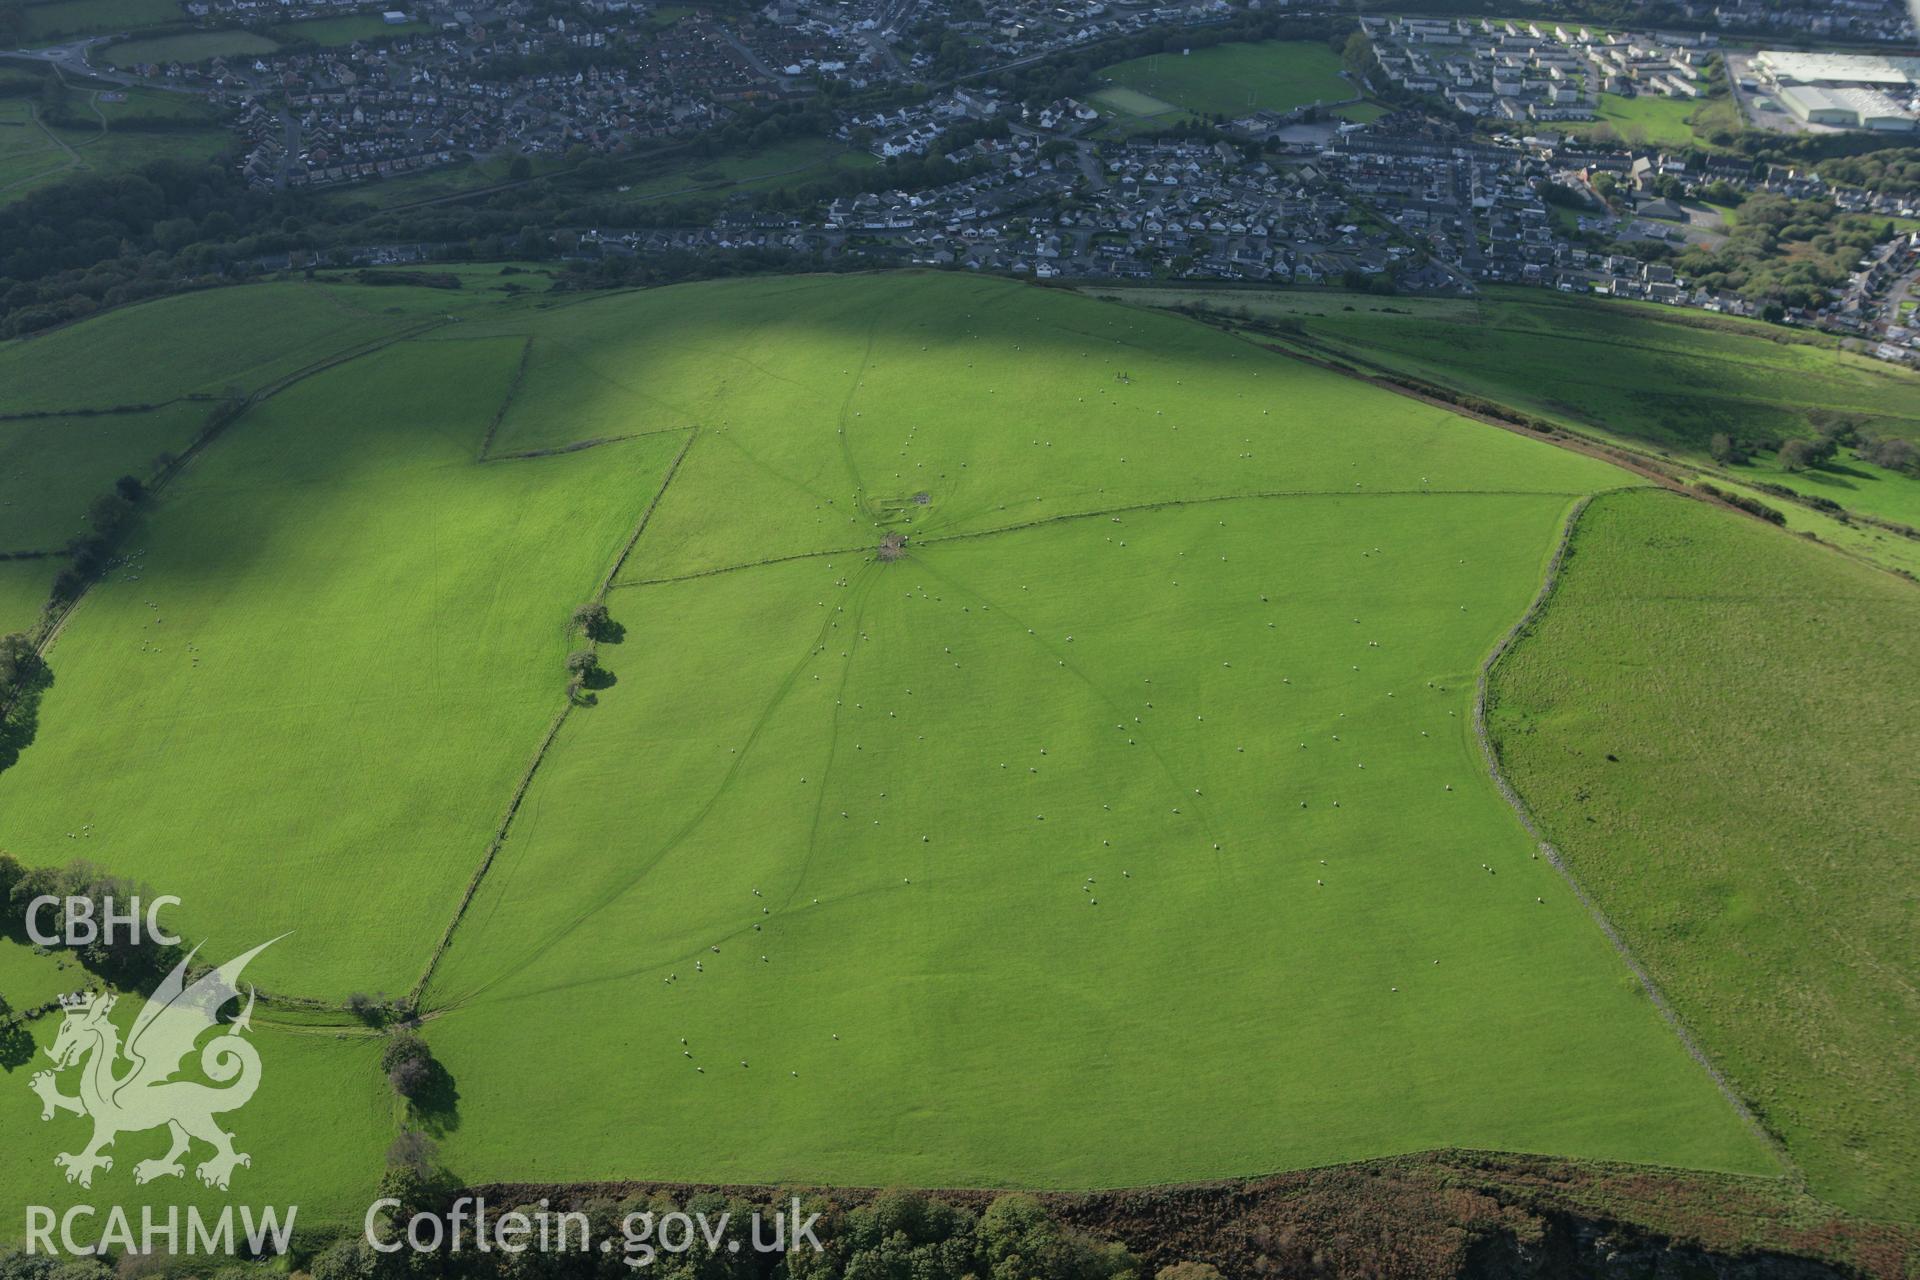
[1100,287,1920,531]
[44,111,232,180]
[19,271,1913,1228]
[0,1008,391,1226]
[467,274,1630,582]
[0,92,230,206]
[89,86,217,126]
[0,559,51,634]
[1316,295,1920,454]
[1105,287,1918,444]
[0,101,70,201]
[426,488,1773,1190]
[0,337,687,996]
[1487,490,1920,1220]
[0,403,210,551]
[1732,452,1920,530]
[0,281,510,416]
[1098,41,1354,117]
[1708,476,1920,578]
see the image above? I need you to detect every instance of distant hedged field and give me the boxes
[0,271,1913,1241]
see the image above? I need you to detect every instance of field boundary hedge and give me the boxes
[1475,494,1795,1181]
[412,426,700,1007]
[474,335,533,461]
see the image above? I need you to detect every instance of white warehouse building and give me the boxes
[1778,84,1918,131]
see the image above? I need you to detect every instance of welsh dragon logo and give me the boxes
[29,938,279,1191]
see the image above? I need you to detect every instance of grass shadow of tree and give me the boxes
[0,654,52,778]
[0,1017,34,1071]
[410,1056,462,1136]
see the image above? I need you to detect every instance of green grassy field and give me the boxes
[0,89,229,207]
[100,29,281,65]
[602,136,876,208]
[49,110,230,178]
[0,936,85,1011]
[0,282,485,414]
[0,559,52,634]
[16,0,183,43]
[1487,488,1920,1219]
[88,85,216,125]
[0,337,685,998]
[0,102,74,202]
[1573,93,1702,148]
[1113,287,1920,449]
[1729,453,1920,529]
[425,495,1770,1190]
[1098,40,1354,118]
[1706,475,1920,579]
[8,270,1904,1236]
[0,1008,393,1227]
[315,154,526,209]
[335,138,875,213]
[1091,85,1180,118]
[411,273,1768,1192]
[0,403,211,551]
[1095,286,1920,533]
[1557,84,1742,151]
[273,13,432,43]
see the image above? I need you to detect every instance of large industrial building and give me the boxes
[1754,50,1920,131]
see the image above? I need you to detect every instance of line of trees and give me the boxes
[308,1188,1161,1280]
[0,853,183,987]
[0,634,48,775]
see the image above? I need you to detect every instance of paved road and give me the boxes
[1,38,198,92]
[713,25,795,89]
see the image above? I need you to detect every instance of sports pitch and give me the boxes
[1097,41,1355,118]
[10,270,1906,1229]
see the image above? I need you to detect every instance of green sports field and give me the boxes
[1098,40,1354,118]
[273,13,432,43]
[100,29,282,65]
[10,270,1914,1237]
